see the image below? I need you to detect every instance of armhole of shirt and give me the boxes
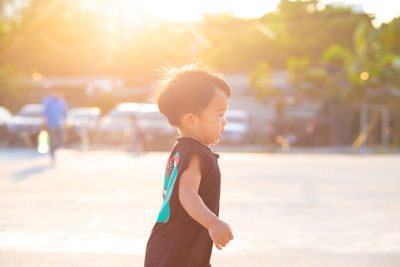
[167,145,210,215]
[177,148,206,185]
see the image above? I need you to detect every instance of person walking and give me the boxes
[129,114,143,156]
[42,91,68,161]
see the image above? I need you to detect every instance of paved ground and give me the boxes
[0,148,399,267]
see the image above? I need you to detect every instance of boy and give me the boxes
[145,64,234,267]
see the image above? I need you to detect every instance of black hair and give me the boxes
[156,64,231,127]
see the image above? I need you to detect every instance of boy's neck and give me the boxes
[178,128,210,147]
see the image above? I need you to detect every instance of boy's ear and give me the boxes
[182,113,197,129]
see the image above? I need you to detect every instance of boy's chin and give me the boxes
[206,134,222,146]
[213,137,221,145]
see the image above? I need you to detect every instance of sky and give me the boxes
[132,0,399,26]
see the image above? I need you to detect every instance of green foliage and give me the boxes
[378,17,400,54]
[198,14,267,71]
[0,0,399,107]
[0,64,28,112]
[286,56,331,100]
[312,20,400,105]
[0,0,379,81]
[321,44,353,66]
[249,61,278,102]
[261,0,371,65]
[304,68,330,99]
[91,93,118,116]
[286,57,310,75]
[249,61,273,89]
[286,57,310,94]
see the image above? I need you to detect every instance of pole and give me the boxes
[360,104,368,148]
[382,107,389,147]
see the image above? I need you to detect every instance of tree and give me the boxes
[319,22,400,146]
[0,64,27,112]
[378,16,400,54]
[260,0,372,65]
[321,22,400,103]
[249,61,279,103]
[286,56,330,100]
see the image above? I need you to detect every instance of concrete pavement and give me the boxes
[0,148,399,266]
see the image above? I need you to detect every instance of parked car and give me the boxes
[137,104,178,149]
[0,106,12,142]
[266,105,330,146]
[220,109,250,144]
[65,107,101,145]
[7,104,43,147]
[95,102,141,145]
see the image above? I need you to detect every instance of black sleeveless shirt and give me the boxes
[145,137,221,267]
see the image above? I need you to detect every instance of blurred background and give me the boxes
[1,1,400,267]
[0,0,399,152]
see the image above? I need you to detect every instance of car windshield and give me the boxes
[19,110,43,117]
[69,109,99,118]
[19,105,43,117]
[109,110,137,118]
[71,113,98,119]
[0,109,11,118]
[138,112,164,120]
[227,117,247,123]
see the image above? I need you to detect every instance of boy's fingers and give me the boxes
[216,238,224,246]
[221,233,232,243]
[214,242,222,250]
[229,232,234,240]
[221,238,229,245]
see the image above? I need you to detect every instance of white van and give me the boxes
[221,109,250,144]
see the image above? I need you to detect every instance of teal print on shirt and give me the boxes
[157,152,180,223]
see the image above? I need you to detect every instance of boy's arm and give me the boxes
[178,153,233,250]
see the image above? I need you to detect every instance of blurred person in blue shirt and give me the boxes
[42,91,68,161]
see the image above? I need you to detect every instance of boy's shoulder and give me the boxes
[172,137,219,160]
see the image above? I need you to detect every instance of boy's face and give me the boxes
[193,88,229,146]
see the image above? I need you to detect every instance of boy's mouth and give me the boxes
[218,129,225,139]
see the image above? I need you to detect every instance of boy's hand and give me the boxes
[207,218,233,250]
